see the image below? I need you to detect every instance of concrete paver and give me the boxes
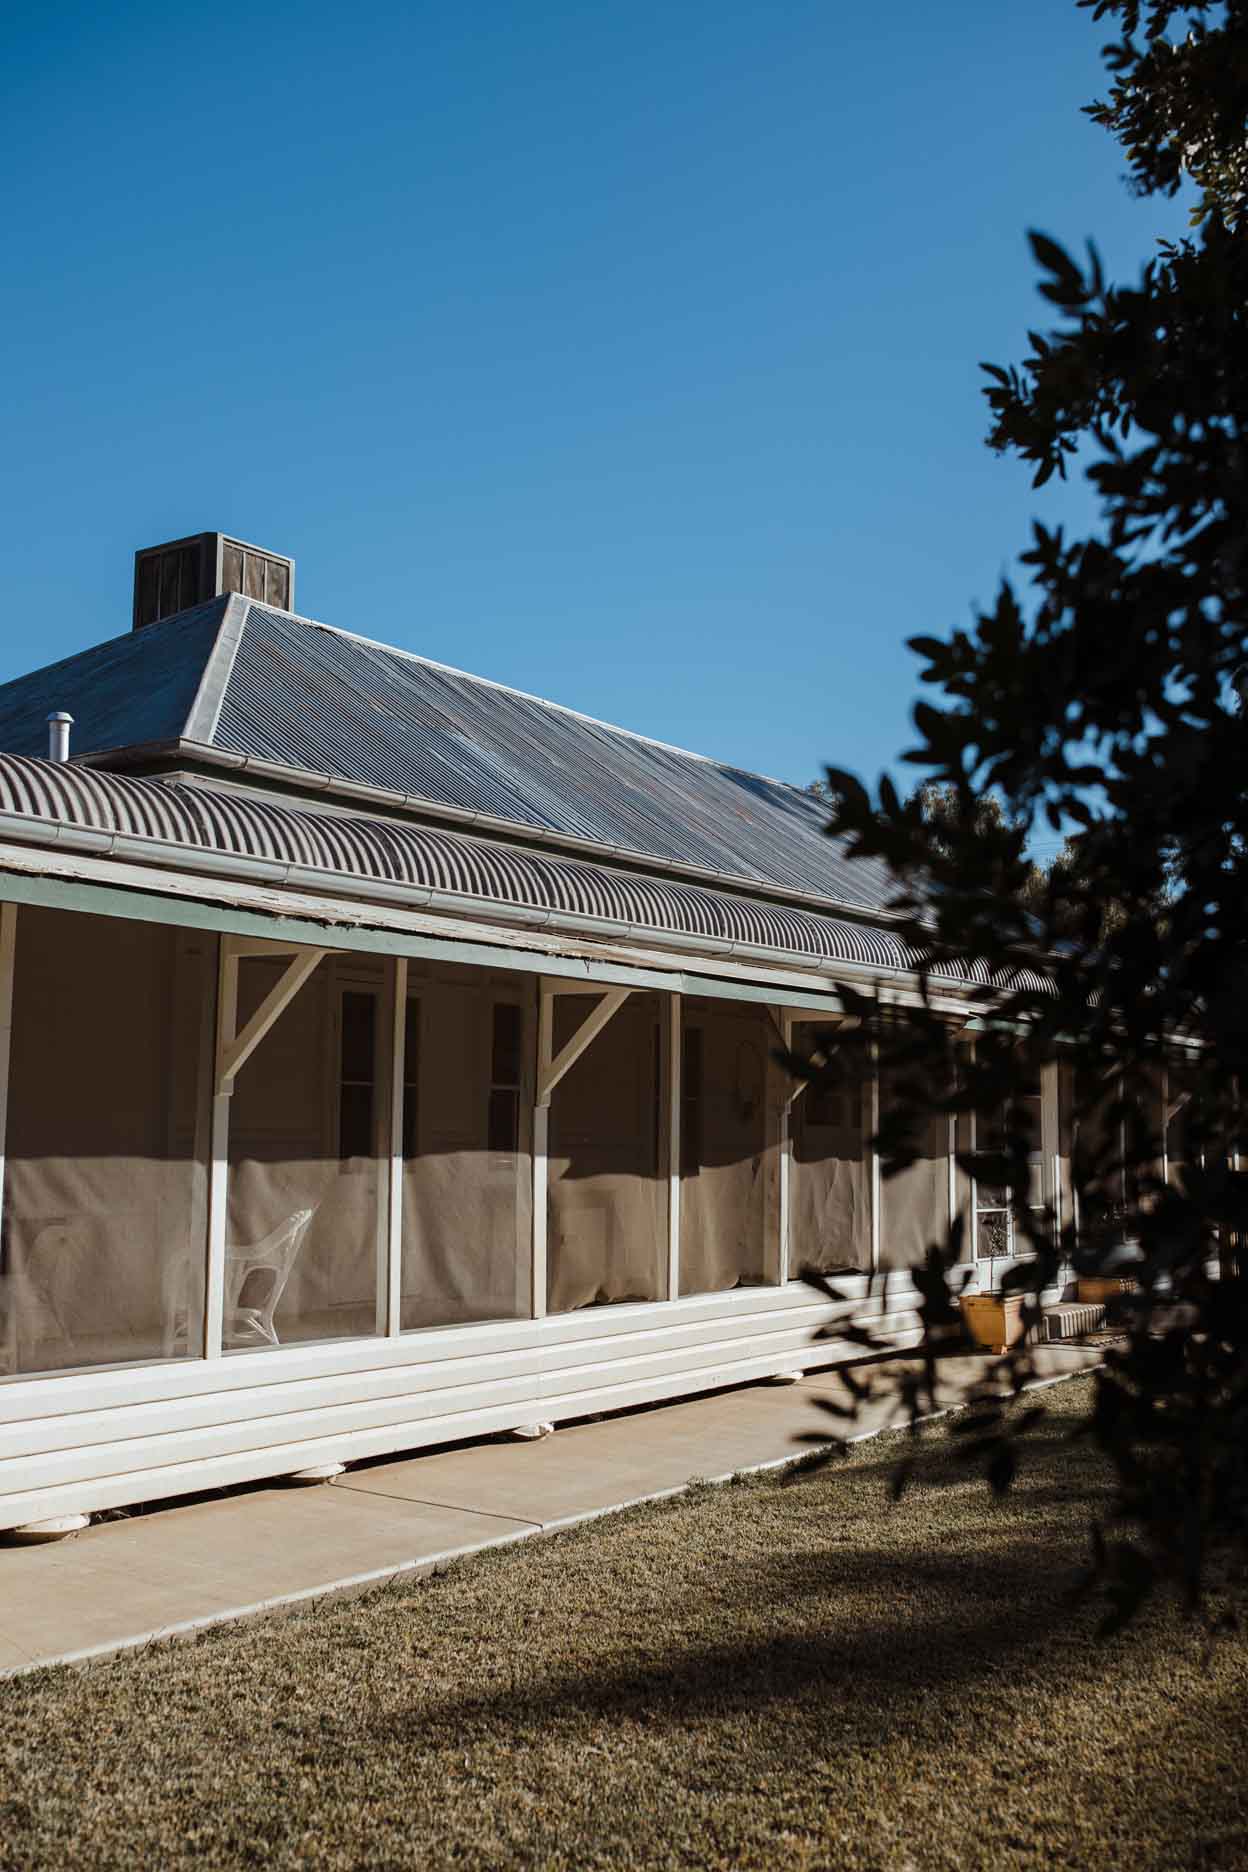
[340,1381,827,1526]
[0,1486,536,1675]
[0,1347,1101,1678]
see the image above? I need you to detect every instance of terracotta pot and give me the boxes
[1077,1276,1136,1306]
[960,1292,1026,1355]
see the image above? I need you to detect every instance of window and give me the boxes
[681,1026,703,1175]
[339,990,377,1160]
[401,998,420,1158]
[975,1075,1044,1260]
[487,1002,522,1152]
[806,1052,854,1130]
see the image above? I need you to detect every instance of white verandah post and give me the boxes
[869,1035,882,1273]
[0,904,17,1375]
[205,936,328,1359]
[385,956,408,1337]
[667,992,681,1301]
[532,985,553,1320]
[776,1010,793,1285]
[204,939,238,1359]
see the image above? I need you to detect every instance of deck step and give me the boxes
[1044,1301,1106,1342]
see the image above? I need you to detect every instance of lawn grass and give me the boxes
[1,1374,1245,1870]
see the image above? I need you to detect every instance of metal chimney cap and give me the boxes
[46,710,74,763]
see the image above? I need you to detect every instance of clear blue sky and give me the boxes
[1,0,1188,805]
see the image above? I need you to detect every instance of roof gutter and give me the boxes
[75,738,910,932]
[0,804,986,1001]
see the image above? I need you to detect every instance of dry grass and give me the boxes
[1,1375,1245,1870]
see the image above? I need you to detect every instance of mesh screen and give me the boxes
[679,1001,778,1295]
[548,992,665,1311]
[0,907,213,1376]
[790,1022,870,1276]
[1056,1060,1075,1235]
[401,965,532,1330]
[1166,1055,1199,1192]
[879,1064,952,1271]
[227,953,385,1350]
[1128,1064,1167,1210]
[1073,1066,1127,1239]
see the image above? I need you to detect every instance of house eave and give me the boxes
[0,812,992,1016]
[72,737,911,932]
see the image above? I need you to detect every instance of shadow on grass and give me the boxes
[368,1521,1117,1753]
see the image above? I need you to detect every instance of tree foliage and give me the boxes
[800,0,1248,1626]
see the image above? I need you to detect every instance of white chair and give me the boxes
[19,1221,92,1362]
[224,1208,315,1348]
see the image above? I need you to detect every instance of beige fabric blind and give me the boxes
[790,1022,871,1276]
[548,993,665,1312]
[1,907,213,1376]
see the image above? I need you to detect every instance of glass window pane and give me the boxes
[680,1026,702,1175]
[402,1000,420,1158]
[339,1082,373,1160]
[340,990,376,1084]
[978,1212,1009,1258]
[492,1003,522,1087]
[488,1087,519,1153]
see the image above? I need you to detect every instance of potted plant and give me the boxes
[960,1282,1027,1355]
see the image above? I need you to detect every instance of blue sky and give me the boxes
[1,0,1188,816]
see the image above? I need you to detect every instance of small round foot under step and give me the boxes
[9,1514,90,1543]
[288,1463,346,1484]
[768,1371,804,1385]
[509,1422,555,1440]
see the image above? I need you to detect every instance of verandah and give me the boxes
[0,898,935,1383]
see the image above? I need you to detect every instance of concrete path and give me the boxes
[0,1346,1099,1678]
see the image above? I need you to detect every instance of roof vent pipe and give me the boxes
[46,711,73,763]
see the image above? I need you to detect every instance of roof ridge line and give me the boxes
[183,594,249,744]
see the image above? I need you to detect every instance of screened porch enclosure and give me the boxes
[789,1021,871,1276]
[677,1000,781,1295]
[0,906,213,1375]
[226,950,388,1349]
[400,961,532,1330]
[547,991,667,1311]
[0,894,1069,1398]
[0,920,544,1375]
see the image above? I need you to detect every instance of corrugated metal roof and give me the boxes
[216,607,896,910]
[0,599,232,761]
[0,756,1049,993]
[0,600,896,915]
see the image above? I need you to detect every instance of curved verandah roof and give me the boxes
[0,756,1049,994]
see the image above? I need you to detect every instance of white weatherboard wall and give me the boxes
[0,1283,928,1531]
[0,860,1048,1533]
